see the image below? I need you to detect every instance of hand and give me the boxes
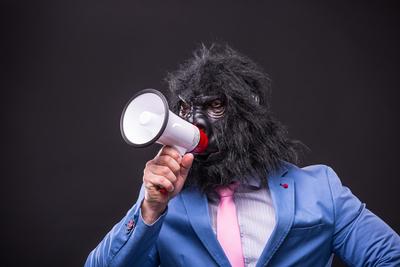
[141,146,194,224]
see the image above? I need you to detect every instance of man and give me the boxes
[85,45,400,266]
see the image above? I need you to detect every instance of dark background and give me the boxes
[1,1,399,266]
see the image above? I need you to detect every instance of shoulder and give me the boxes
[283,162,330,175]
[282,162,337,185]
[281,162,362,211]
[280,162,349,203]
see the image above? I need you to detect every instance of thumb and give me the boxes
[179,153,194,179]
[171,153,194,196]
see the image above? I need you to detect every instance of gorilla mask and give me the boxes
[166,44,299,192]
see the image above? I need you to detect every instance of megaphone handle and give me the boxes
[157,145,186,194]
[172,145,187,156]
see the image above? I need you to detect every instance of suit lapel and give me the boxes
[180,187,231,267]
[257,166,295,266]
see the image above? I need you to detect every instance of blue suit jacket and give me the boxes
[85,164,400,266]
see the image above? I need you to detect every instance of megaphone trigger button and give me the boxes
[158,188,168,195]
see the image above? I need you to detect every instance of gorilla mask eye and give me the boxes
[207,99,225,119]
[179,101,191,118]
[251,94,260,104]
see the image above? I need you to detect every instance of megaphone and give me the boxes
[120,89,208,155]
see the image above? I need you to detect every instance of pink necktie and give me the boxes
[216,183,245,267]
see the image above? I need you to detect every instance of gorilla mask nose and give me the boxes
[191,109,219,155]
[192,110,211,136]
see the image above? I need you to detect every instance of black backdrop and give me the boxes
[1,1,399,266]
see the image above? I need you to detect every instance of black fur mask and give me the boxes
[166,44,300,193]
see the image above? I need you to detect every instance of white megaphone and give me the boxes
[120,89,208,155]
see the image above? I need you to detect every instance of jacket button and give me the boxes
[126,219,135,233]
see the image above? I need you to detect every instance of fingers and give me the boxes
[158,146,182,164]
[147,163,177,184]
[144,172,175,193]
[153,146,183,179]
[156,155,181,176]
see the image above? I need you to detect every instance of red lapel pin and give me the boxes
[280,183,288,189]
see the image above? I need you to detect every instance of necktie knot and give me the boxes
[215,182,239,198]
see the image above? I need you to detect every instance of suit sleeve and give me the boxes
[327,166,400,266]
[84,185,164,267]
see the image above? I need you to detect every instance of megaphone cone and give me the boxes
[120,89,208,155]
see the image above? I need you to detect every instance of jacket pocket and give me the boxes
[288,223,324,236]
